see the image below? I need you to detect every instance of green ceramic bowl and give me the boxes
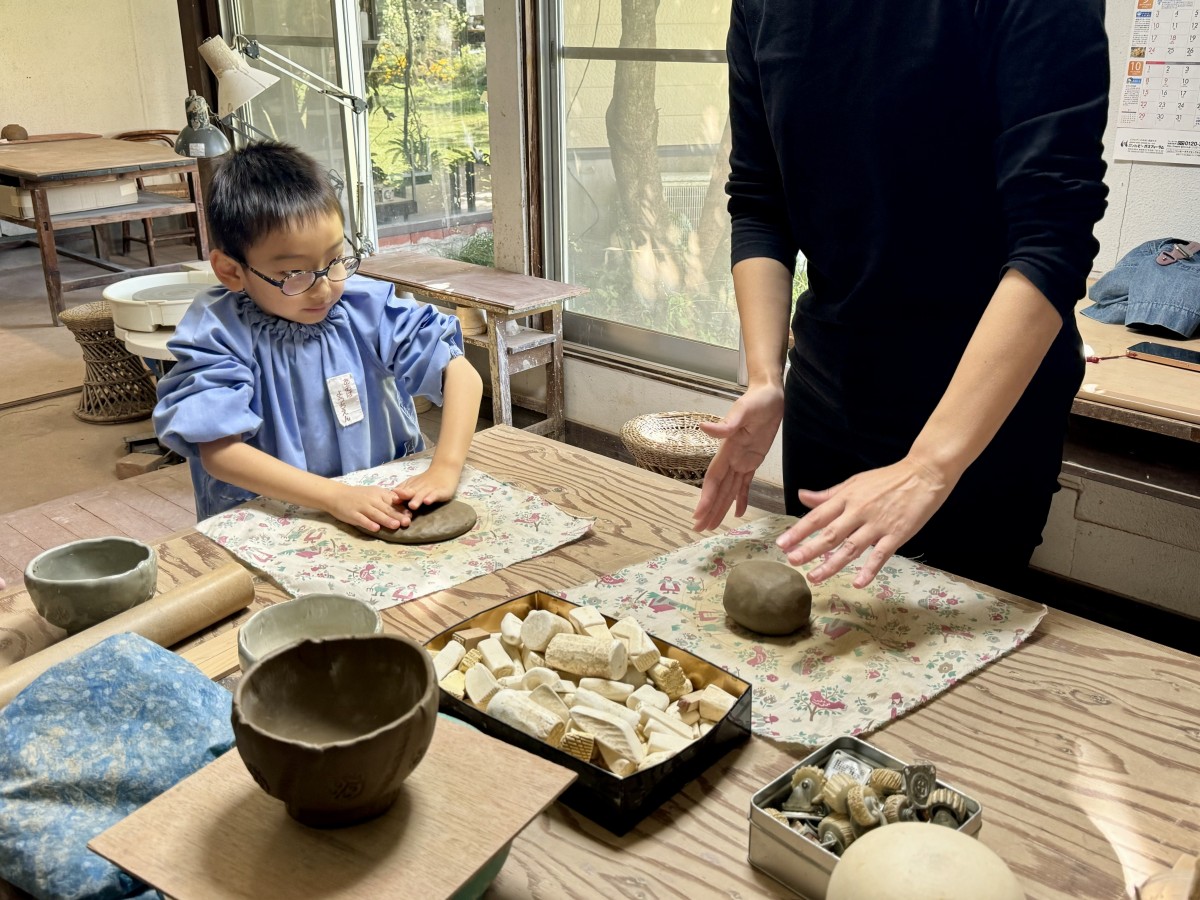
[24,537,157,634]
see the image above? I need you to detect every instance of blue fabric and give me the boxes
[153,274,464,520]
[0,633,234,900]
[1082,238,1200,339]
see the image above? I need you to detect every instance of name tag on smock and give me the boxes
[326,373,364,427]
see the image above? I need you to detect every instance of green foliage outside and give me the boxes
[359,1,811,352]
[439,229,494,266]
[365,0,490,196]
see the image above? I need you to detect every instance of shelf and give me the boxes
[0,191,197,230]
[463,324,558,354]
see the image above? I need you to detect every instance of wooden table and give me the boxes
[1073,299,1200,442]
[359,251,587,440]
[4,426,1196,898]
[0,138,209,326]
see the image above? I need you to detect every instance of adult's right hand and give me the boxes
[692,382,785,531]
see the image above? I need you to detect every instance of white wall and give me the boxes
[0,1,188,138]
[1094,0,1200,270]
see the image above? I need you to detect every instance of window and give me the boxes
[219,0,493,264]
[541,1,739,380]
[362,0,494,262]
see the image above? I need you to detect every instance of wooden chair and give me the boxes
[108,130,199,265]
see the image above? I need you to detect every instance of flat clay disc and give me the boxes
[358,499,477,544]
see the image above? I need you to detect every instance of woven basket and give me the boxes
[620,412,722,486]
[59,302,157,425]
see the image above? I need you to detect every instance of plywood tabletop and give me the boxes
[0,137,193,182]
[89,718,577,900]
[359,250,588,315]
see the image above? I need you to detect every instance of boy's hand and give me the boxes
[394,461,461,512]
[323,483,405,531]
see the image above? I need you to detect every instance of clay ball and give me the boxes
[827,822,1024,900]
[722,560,811,635]
[1,124,28,141]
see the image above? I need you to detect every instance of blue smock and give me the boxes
[153,275,463,520]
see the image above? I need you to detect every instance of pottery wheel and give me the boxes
[132,283,203,302]
[358,499,477,544]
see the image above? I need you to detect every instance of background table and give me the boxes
[1073,299,1200,441]
[0,138,209,326]
[359,252,587,440]
[0,426,1186,899]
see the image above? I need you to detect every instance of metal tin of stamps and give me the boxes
[425,591,752,836]
[747,736,983,900]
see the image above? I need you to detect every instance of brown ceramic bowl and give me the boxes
[231,633,438,828]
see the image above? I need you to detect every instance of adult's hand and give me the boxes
[692,383,785,531]
[777,456,956,587]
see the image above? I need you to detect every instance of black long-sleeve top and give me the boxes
[727,0,1110,442]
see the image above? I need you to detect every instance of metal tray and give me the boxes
[747,736,983,900]
[425,591,752,836]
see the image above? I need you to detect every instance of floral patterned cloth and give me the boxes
[197,460,593,611]
[562,514,1045,746]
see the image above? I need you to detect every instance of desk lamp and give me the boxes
[174,92,231,159]
[197,35,374,255]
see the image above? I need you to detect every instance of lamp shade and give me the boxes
[199,36,280,117]
[174,91,232,158]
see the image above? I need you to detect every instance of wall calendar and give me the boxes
[1116,0,1200,164]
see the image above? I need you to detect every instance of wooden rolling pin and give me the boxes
[0,563,254,708]
[0,610,67,667]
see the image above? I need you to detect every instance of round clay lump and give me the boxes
[357,499,477,544]
[723,560,812,635]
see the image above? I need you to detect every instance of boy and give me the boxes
[154,142,483,528]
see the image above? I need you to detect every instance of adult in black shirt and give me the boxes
[693,0,1110,591]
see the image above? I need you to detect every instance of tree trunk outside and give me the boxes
[605,0,685,300]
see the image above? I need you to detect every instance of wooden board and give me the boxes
[178,627,241,680]
[89,717,576,900]
[0,133,100,144]
[360,250,588,315]
[0,138,190,182]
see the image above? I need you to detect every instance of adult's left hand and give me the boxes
[777,456,957,588]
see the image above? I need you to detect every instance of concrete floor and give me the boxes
[0,231,187,515]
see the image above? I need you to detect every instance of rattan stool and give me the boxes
[59,302,158,424]
[620,412,722,487]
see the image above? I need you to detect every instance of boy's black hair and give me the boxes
[207,141,343,262]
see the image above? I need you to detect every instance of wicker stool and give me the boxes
[620,412,722,487]
[59,302,158,424]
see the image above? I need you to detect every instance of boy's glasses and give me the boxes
[246,256,362,296]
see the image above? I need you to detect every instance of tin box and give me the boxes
[747,736,983,900]
[425,591,752,835]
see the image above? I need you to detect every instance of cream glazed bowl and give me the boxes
[24,537,157,634]
[237,593,383,672]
